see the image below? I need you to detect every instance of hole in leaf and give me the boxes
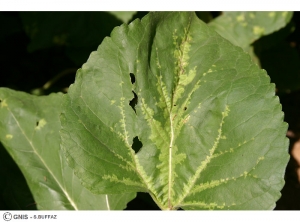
[130,73,135,84]
[129,91,138,113]
[132,136,142,154]
[125,192,160,210]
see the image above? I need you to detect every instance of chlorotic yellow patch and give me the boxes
[268,12,275,17]
[236,14,245,22]
[6,134,13,139]
[282,12,288,17]
[253,26,265,35]
[35,119,47,130]
[1,99,8,108]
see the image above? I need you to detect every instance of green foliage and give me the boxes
[209,12,300,92]
[0,11,291,210]
[209,12,293,49]
[0,89,135,209]
[61,12,288,210]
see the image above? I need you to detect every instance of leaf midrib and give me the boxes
[168,15,192,210]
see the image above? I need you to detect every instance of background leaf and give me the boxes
[209,12,293,49]
[0,88,135,210]
[209,12,300,92]
[61,12,289,210]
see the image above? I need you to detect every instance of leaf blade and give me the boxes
[0,88,135,210]
[209,12,293,49]
[61,12,289,210]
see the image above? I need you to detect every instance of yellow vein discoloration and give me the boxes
[190,178,231,195]
[167,19,193,209]
[102,174,143,187]
[79,96,136,170]
[168,113,175,208]
[133,155,163,206]
[172,28,194,107]
[155,47,172,118]
[138,98,170,205]
[174,78,201,134]
[175,105,230,206]
[118,97,130,146]
[179,201,234,210]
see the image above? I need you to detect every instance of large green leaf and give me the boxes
[0,88,135,210]
[60,12,289,210]
[209,12,293,49]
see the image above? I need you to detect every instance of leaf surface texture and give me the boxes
[0,89,135,210]
[60,12,289,210]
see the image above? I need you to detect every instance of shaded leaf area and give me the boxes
[0,143,36,210]
[20,12,136,65]
[61,12,289,210]
[209,12,293,49]
[0,88,135,210]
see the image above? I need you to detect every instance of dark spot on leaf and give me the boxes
[130,73,135,84]
[129,91,138,113]
[132,136,142,154]
[184,107,187,111]
[173,104,176,106]
[36,121,39,126]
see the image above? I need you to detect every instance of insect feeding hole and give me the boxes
[130,73,136,84]
[129,73,138,113]
[132,136,143,154]
[129,91,138,113]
